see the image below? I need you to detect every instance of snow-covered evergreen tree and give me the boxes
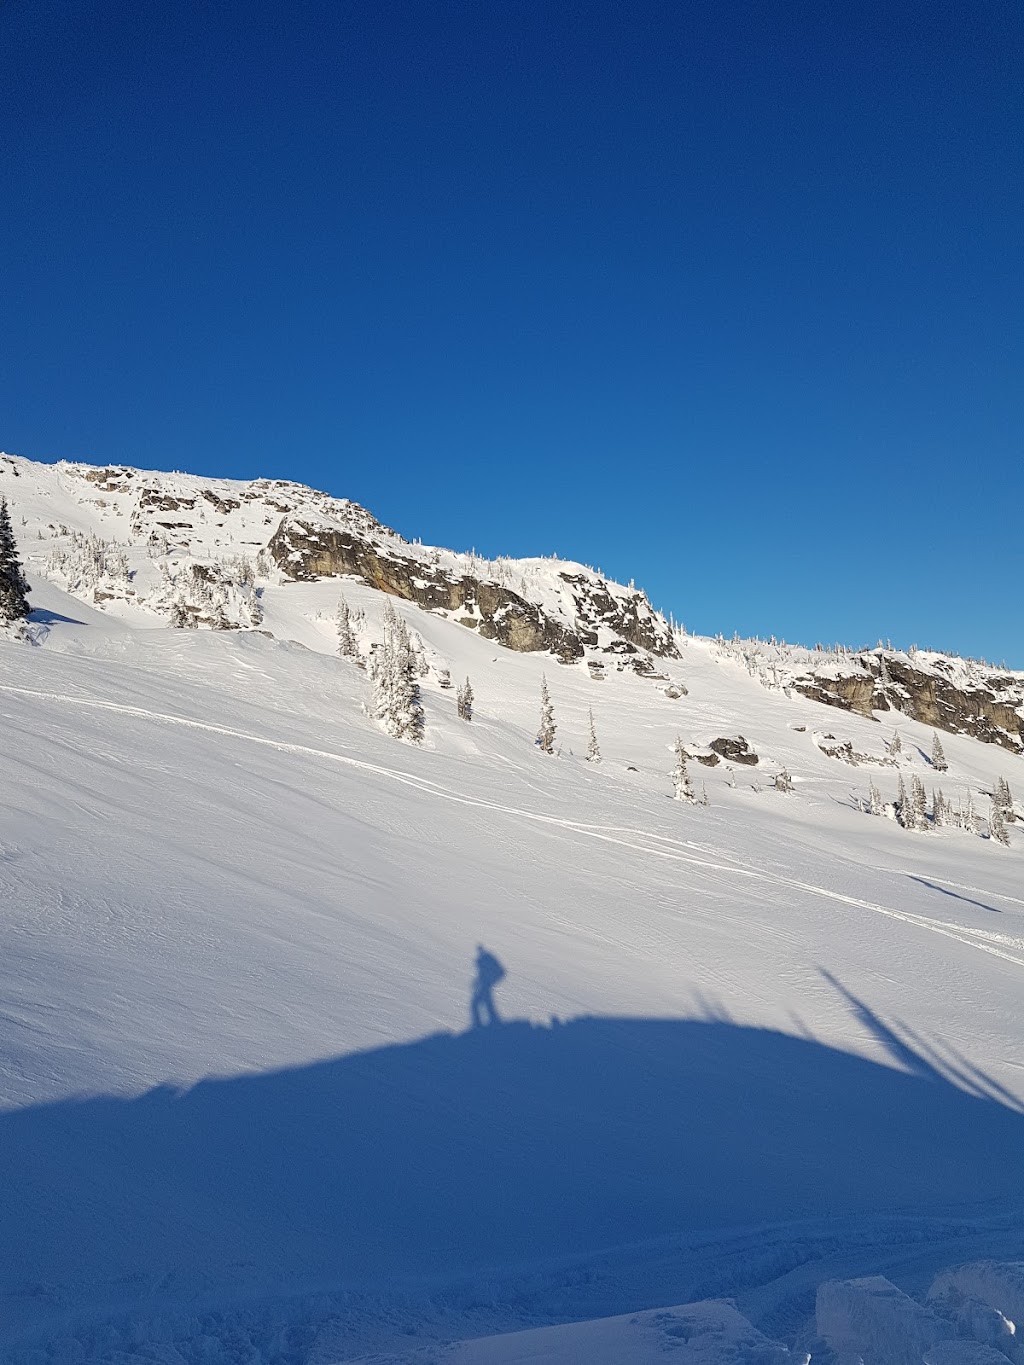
[456,677,474,721]
[410,630,430,677]
[993,776,1014,821]
[932,788,946,827]
[370,601,424,742]
[868,780,884,816]
[990,802,1010,846]
[930,733,947,772]
[774,768,793,793]
[537,676,556,754]
[672,736,695,802]
[896,776,911,829]
[957,791,977,833]
[586,708,601,763]
[336,594,359,659]
[0,498,31,623]
[911,776,928,831]
[889,728,902,759]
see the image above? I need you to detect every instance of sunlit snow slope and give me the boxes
[0,454,1021,1358]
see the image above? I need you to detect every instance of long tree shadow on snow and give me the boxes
[2,982,1023,1334]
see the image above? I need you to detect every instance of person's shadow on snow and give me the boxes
[470,945,505,1028]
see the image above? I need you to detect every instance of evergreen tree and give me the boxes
[990,802,1010,846]
[774,768,793,793]
[672,736,695,802]
[958,790,977,833]
[911,776,928,831]
[0,497,30,622]
[170,599,191,629]
[456,677,474,721]
[410,630,430,677]
[896,776,910,829]
[889,728,902,759]
[993,776,1014,821]
[370,602,424,742]
[930,732,947,772]
[586,708,601,763]
[336,594,358,659]
[537,676,556,753]
[932,788,946,828]
[868,780,884,816]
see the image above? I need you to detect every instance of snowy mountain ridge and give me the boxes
[1,452,677,663]
[0,448,1023,1363]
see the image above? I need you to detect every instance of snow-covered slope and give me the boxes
[0,453,1022,1362]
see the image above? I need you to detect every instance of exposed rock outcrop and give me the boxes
[792,653,1024,754]
[268,516,678,664]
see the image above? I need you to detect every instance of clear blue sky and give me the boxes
[2,0,1021,664]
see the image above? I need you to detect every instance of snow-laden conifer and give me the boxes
[868,780,884,816]
[993,776,1014,822]
[0,497,30,623]
[457,677,474,721]
[537,676,556,754]
[370,600,424,742]
[774,768,793,793]
[888,728,902,759]
[930,733,947,772]
[336,594,359,659]
[896,776,910,829]
[910,776,928,831]
[586,708,601,763]
[672,736,695,802]
[990,802,1010,846]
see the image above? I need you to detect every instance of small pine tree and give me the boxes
[911,776,928,831]
[586,708,601,763]
[990,802,1010,846]
[889,728,902,759]
[932,788,946,828]
[370,604,424,742]
[930,733,947,772]
[868,780,884,816]
[537,675,556,754]
[0,497,30,623]
[774,768,793,793]
[457,677,474,721]
[993,776,1014,821]
[896,776,911,829]
[336,594,358,659]
[170,599,191,629]
[672,736,695,802]
[958,790,977,833]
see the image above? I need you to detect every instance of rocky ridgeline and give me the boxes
[791,651,1024,754]
[8,456,677,664]
[715,633,1024,754]
[267,512,677,664]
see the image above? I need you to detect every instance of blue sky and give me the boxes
[2,0,1021,664]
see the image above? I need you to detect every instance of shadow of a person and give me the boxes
[470,944,505,1028]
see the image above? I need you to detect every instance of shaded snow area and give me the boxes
[0,456,1022,1363]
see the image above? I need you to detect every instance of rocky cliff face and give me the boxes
[268,515,678,664]
[791,652,1024,753]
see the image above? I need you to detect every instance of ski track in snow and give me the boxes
[4,680,1024,976]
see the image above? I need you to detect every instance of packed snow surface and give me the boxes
[0,454,1022,1361]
